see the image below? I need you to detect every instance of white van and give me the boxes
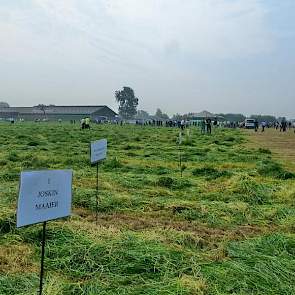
[244,118,255,129]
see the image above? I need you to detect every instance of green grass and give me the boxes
[0,122,295,294]
[202,233,295,294]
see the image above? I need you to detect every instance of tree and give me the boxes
[171,113,183,120]
[278,117,286,122]
[136,109,150,119]
[155,108,169,120]
[115,87,139,119]
[0,102,9,108]
[250,114,276,123]
[216,113,246,122]
[172,113,191,120]
[36,104,47,116]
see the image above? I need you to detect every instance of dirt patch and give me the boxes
[74,208,271,245]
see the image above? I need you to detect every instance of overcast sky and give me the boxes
[0,0,294,117]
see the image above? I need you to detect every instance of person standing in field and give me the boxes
[261,121,266,132]
[206,118,212,134]
[180,119,185,130]
[281,119,287,132]
[85,117,90,129]
[201,119,206,134]
[254,119,259,132]
[81,118,85,129]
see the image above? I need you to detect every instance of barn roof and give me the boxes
[0,105,116,115]
[191,110,215,118]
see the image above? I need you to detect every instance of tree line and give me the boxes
[115,87,284,122]
[1,88,288,123]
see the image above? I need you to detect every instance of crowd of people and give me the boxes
[5,115,295,135]
[254,119,295,133]
[66,115,295,135]
[133,118,218,131]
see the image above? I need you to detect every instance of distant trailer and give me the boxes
[244,118,255,129]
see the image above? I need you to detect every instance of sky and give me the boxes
[0,0,294,118]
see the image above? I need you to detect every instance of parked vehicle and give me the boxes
[244,118,255,129]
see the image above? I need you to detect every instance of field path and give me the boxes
[244,128,295,170]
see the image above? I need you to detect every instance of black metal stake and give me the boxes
[39,221,46,295]
[178,132,182,178]
[180,151,182,177]
[96,162,99,224]
[178,143,182,178]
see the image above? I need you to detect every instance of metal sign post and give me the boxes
[39,221,46,295]
[16,169,73,295]
[96,162,99,224]
[178,132,183,177]
[90,139,107,224]
[179,147,183,177]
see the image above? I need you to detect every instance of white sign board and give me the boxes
[17,170,73,227]
[90,139,107,164]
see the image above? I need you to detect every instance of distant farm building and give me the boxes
[189,110,224,121]
[0,105,117,121]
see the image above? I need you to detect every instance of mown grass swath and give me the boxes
[0,122,295,294]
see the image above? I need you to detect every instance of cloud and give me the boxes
[2,0,292,117]
[0,0,274,66]
[104,0,274,58]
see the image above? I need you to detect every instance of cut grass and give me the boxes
[0,122,295,294]
[202,233,295,294]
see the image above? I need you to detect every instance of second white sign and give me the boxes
[90,139,107,164]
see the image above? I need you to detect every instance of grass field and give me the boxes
[1,123,295,295]
[245,128,295,170]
